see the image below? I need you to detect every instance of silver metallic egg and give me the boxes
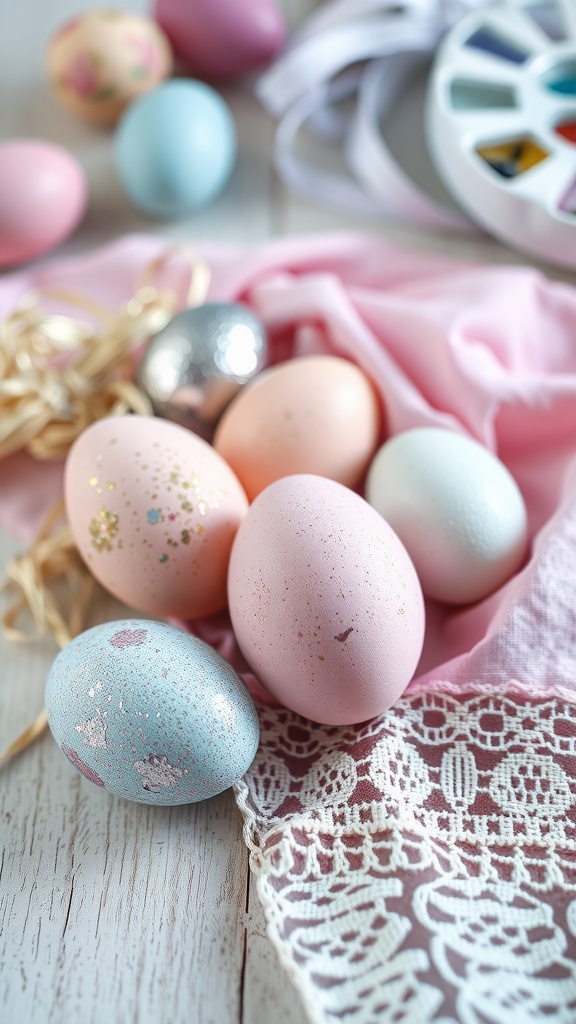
[136,302,268,440]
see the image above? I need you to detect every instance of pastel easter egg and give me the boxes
[114,79,236,217]
[153,0,286,79]
[47,9,173,126]
[45,619,260,804]
[64,415,248,618]
[366,427,528,604]
[213,355,382,501]
[0,140,87,267]
[228,475,425,725]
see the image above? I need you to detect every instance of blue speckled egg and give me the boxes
[114,78,236,218]
[45,619,259,805]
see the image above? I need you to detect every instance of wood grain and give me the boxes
[2,0,554,1020]
[0,519,306,1024]
[0,3,324,1017]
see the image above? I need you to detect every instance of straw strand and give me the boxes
[0,246,212,762]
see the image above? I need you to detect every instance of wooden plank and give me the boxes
[0,528,251,1024]
[1,761,249,1024]
[243,880,310,1024]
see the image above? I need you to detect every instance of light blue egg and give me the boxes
[45,619,259,805]
[114,79,237,218]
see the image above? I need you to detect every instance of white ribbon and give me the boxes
[256,0,489,228]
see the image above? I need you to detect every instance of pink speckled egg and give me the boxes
[0,140,87,267]
[228,475,425,725]
[47,9,173,125]
[213,355,382,502]
[65,416,248,618]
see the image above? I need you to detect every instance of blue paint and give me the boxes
[547,77,576,96]
[147,508,162,524]
[465,28,528,64]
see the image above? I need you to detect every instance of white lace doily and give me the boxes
[237,687,576,1023]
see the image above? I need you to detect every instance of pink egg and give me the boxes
[0,140,87,267]
[153,0,286,79]
[228,475,425,725]
[65,416,248,619]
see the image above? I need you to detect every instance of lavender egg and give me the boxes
[45,619,259,805]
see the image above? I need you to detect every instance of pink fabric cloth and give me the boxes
[2,233,576,685]
[2,233,576,1022]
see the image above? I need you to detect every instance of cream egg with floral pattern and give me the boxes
[46,10,173,125]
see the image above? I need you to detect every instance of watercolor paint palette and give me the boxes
[427,0,576,265]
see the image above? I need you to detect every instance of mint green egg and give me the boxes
[45,619,259,805]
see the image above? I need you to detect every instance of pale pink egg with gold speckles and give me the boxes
[228,474,425,725]
[46,10,173,126]
[65,416,248,618]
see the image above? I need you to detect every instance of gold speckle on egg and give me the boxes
[181,529,191,545]
[89,508,119,551]
[89,477,98,487]
[196,525,205,536]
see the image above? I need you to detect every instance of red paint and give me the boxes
[555,120,576,144]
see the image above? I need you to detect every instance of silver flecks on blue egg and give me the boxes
[136,302,268,440]
[45,619,260,805]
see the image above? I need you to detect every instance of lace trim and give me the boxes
[236,685,576,1023]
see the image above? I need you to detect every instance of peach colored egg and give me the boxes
[213,355,382,502]
[47,10,173,126]
[0,140,87,267]
[65,416,248,618]
[228,475,425,725]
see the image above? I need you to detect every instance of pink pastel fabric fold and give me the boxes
[2,232,576,682]
[2,233,576,1023]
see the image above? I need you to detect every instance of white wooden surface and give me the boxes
[0,1,568,1023]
